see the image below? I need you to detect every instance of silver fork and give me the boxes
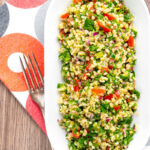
[19,53,45,117]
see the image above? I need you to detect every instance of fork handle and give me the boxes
[39,95,45,117]
[31,93,45,117]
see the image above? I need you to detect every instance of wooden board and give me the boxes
[0,81,52,150]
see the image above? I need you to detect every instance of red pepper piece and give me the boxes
[97,21,112,32]
[114,105,121,111]
[104,13,116,20]
[128,36,134,47]
[73,79,79,92]
[104,94,113,100]
[72,132,80,139]
[61,13,69,19]
[115,90,120,98]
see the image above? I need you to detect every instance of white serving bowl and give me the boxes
[45,0,150,149]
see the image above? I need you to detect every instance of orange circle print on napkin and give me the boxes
[0,33,44,92]
[7,0,48,9]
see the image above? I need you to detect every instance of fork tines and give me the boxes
[19,53,44,93]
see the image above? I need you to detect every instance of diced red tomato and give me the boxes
[83,72,87,78]
[115,90,120,98]
[130,66,133,71]
[103,26,112,32]
[60,39,64,43]
[67,19,73,25]
[109,58,115,63]
[73,0,82,3]
[72,132,80,139]
[74,86,79,92]
[82,72,88,81]
[90,4,94,10]
[86,63,91,71]
[97,21,112,32]
[114,105,121,111]
[91,88,105,95]
[126,99,130,103]
[104,94,113,100]
[88,52,91,57]
[97,21,104,27]
[106,146,110,150]
[74,79,79,92]
[108,64,113,70]
[101,67,109,73]
[59,29,66,36]
[93,0,97,3]
[104,13,116,20]
[128,36,134,47]
[108,58,114,69]
[106,118,110,122]
[86,128,89,133]
[61,13,69,19]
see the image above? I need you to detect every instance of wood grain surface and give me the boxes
[0,81,52,150]
[0,1,149,150]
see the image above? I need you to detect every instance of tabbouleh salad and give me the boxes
[57,0,140,149]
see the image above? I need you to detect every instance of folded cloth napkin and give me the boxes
[0,0,50,134]
[0,0,150,148]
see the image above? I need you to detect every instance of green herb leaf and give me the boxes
[100,102,109,113]
[59,50,71,63]
[118,117,133,125]
[131,29,138,38]
[132,90,140,99]
[124,13,131,22]
[98,13,104,20]
[107,2,112,8]
[83,18,95,31]
[111,53,115,59]
[89,45,98,51]
[57,83,66,92]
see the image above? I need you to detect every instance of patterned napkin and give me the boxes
[0,0,50,133]
[0,0,150,147]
